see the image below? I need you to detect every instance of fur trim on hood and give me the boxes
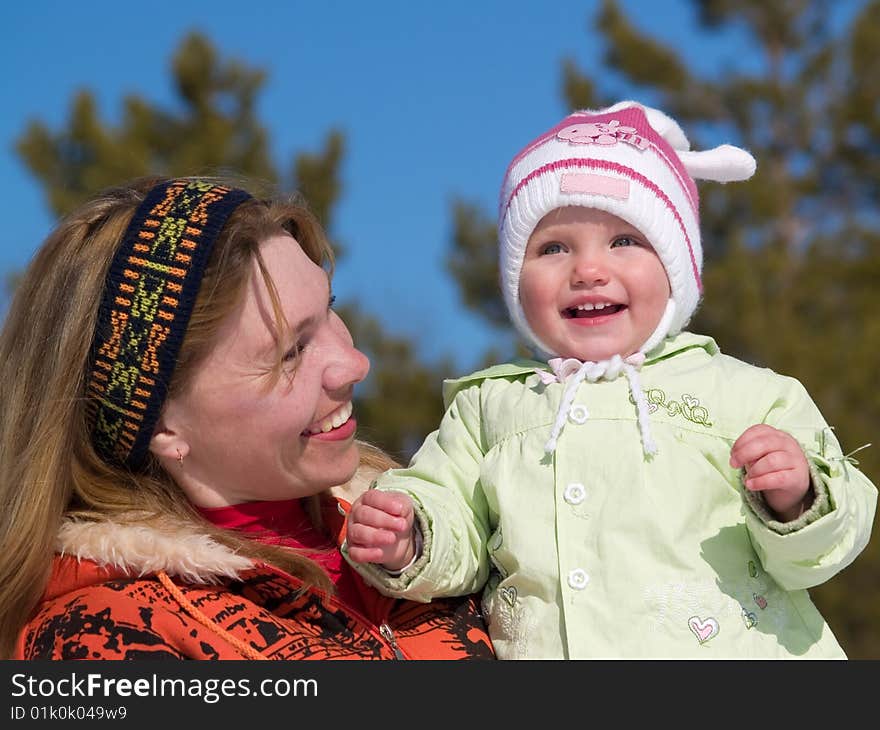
[53,461,381,585]
[56,517,255,585]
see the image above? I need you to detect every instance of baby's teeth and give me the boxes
[579,303,595,311]
[595,302,606,310]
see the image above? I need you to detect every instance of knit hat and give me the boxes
[87,179,252,470]
[499,100,756,358]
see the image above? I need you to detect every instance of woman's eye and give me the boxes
[541,242,565,255]
[283,342,306,362]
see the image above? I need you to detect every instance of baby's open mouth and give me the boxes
[563,303,626,319]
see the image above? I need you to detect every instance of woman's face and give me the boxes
[155,233,370,507]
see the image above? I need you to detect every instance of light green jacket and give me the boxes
[349,333,877,658]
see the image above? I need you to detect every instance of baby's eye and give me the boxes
[610,235,640,248]
[540,242,565,255]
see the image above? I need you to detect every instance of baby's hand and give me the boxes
[346,490,416,571]
[730,424,812,522]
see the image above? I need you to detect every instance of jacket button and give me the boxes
[568,404,589,424]
[568,568,589,590]
[564,483,586,505]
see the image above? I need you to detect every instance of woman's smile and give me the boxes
[304,401,356,439]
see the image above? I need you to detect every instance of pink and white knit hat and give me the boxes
[499,101,756,357]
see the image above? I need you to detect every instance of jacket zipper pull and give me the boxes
[379,623,406,660]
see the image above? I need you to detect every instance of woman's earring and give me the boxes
[176,449,184,467]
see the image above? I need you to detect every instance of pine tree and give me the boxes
[14,31,446,461]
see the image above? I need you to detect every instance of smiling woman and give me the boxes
[153,231,371,508]
[0,176,494,660]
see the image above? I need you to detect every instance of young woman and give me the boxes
[0,177,493,660]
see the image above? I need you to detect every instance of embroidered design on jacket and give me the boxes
[488,527,509,579]
[643,576,795,648]
[484,574,532,658]
[747,562,769,610]
[687,615,719,644]
[629,388,713,427]
[500,586,518,607]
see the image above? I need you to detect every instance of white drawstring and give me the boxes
[543,353,657,457]
[544,359,595,454]
[622,363,657,456]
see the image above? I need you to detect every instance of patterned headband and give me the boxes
[87,179,252,469]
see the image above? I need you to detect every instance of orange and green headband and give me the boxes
[87,179,252,469]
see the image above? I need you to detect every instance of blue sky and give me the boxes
[0,1,861,373]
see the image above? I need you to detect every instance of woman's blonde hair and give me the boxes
[0,176,378,658]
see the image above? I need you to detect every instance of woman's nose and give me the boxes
[323,313,370,392]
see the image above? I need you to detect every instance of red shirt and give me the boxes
[197,498,367,615]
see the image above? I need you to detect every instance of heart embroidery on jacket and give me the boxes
[500,586,517,607]
[687,616,719,644]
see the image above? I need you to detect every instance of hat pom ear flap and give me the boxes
[638,105,691,152]
[678,145,757,183]
[600,100,692,151]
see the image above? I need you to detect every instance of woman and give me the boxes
[0,177,493,660]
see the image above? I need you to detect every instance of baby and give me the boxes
[343,101,877,658]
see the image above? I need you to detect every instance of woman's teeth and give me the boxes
[306,402,353,435]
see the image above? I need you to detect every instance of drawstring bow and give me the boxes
[540,352,658,457]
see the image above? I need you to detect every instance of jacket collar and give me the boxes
[641,331,719,366]
[54,497,356,584]
[47,493,398,625]
[55,517,256,587]
[51,459,378,590]
[536,331,719,375]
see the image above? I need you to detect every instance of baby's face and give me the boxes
[519,207,670,361]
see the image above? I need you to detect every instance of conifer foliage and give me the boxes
[14,32,448,469]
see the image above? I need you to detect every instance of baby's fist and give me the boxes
[730,424,812,521]
[346,490,416,570]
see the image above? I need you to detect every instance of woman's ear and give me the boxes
[149,424,189,463]
[148,400,190,464]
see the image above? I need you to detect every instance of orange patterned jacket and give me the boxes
[15,497,494,661]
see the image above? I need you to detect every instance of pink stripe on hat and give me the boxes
[560,172,630,199]
[503,157,702,292]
